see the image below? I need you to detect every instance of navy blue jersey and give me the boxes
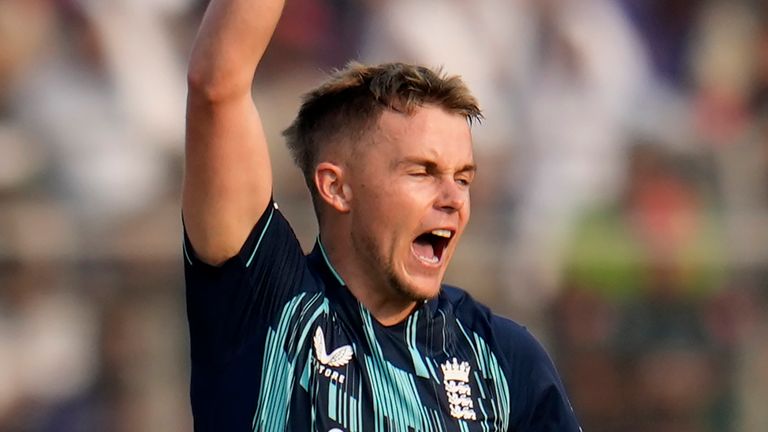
[183,200,580,431]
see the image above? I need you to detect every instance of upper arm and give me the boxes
[182,80,273,266]
[495,318,581,431]
[181,0,285,266]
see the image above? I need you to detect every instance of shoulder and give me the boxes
[441,286,581,430]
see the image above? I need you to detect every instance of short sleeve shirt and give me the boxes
[183,200,581,431]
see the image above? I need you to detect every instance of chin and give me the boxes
[390,274,443,303]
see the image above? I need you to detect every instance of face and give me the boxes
[346,105,475,302]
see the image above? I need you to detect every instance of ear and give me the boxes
[314,162,352,213]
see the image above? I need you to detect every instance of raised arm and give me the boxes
[183,0,285,265]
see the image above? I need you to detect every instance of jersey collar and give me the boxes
[307,237,442,324]
[308,238,454,365]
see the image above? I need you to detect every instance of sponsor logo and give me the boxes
[313,327,353,384]
[441,358,477,421]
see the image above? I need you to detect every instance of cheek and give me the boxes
[351,190,395,245]
[353,177,430,239]
[362,179,415,213]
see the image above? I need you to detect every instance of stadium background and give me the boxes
[0,0,766,430]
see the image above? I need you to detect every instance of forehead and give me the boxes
[371,105,474,165]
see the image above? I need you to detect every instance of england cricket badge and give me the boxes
[441,358,477,421]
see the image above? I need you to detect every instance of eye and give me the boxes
[407,165,433,178]
[455,176,472,187]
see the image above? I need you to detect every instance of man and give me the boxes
[182,0,581,430]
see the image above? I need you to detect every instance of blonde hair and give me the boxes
[283,62,482,201]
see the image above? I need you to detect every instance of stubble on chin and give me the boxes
[384,264,434,303]
[352,228,433,304]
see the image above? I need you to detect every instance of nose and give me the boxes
[436,178,468,213]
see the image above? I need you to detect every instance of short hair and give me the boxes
[282,61,482,207]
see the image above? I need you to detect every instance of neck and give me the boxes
[319,234,416,327]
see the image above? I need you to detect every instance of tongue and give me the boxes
[413,236,436,259]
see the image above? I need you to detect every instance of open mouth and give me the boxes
[412,229,453,265]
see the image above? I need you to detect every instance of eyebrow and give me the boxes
[397,157,477,174]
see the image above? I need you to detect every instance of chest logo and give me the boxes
[313,327,353,367]
[441,358,477,421]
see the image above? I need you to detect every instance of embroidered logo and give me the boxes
[312,327,353,384]
[314,327,353,366]
[441,358,477,421]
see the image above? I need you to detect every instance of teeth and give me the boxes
[417,254,439,264]
[431,229,452,238]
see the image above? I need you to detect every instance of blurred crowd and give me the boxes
[0,0,766,431]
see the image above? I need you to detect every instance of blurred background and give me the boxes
[0,0,766,430]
